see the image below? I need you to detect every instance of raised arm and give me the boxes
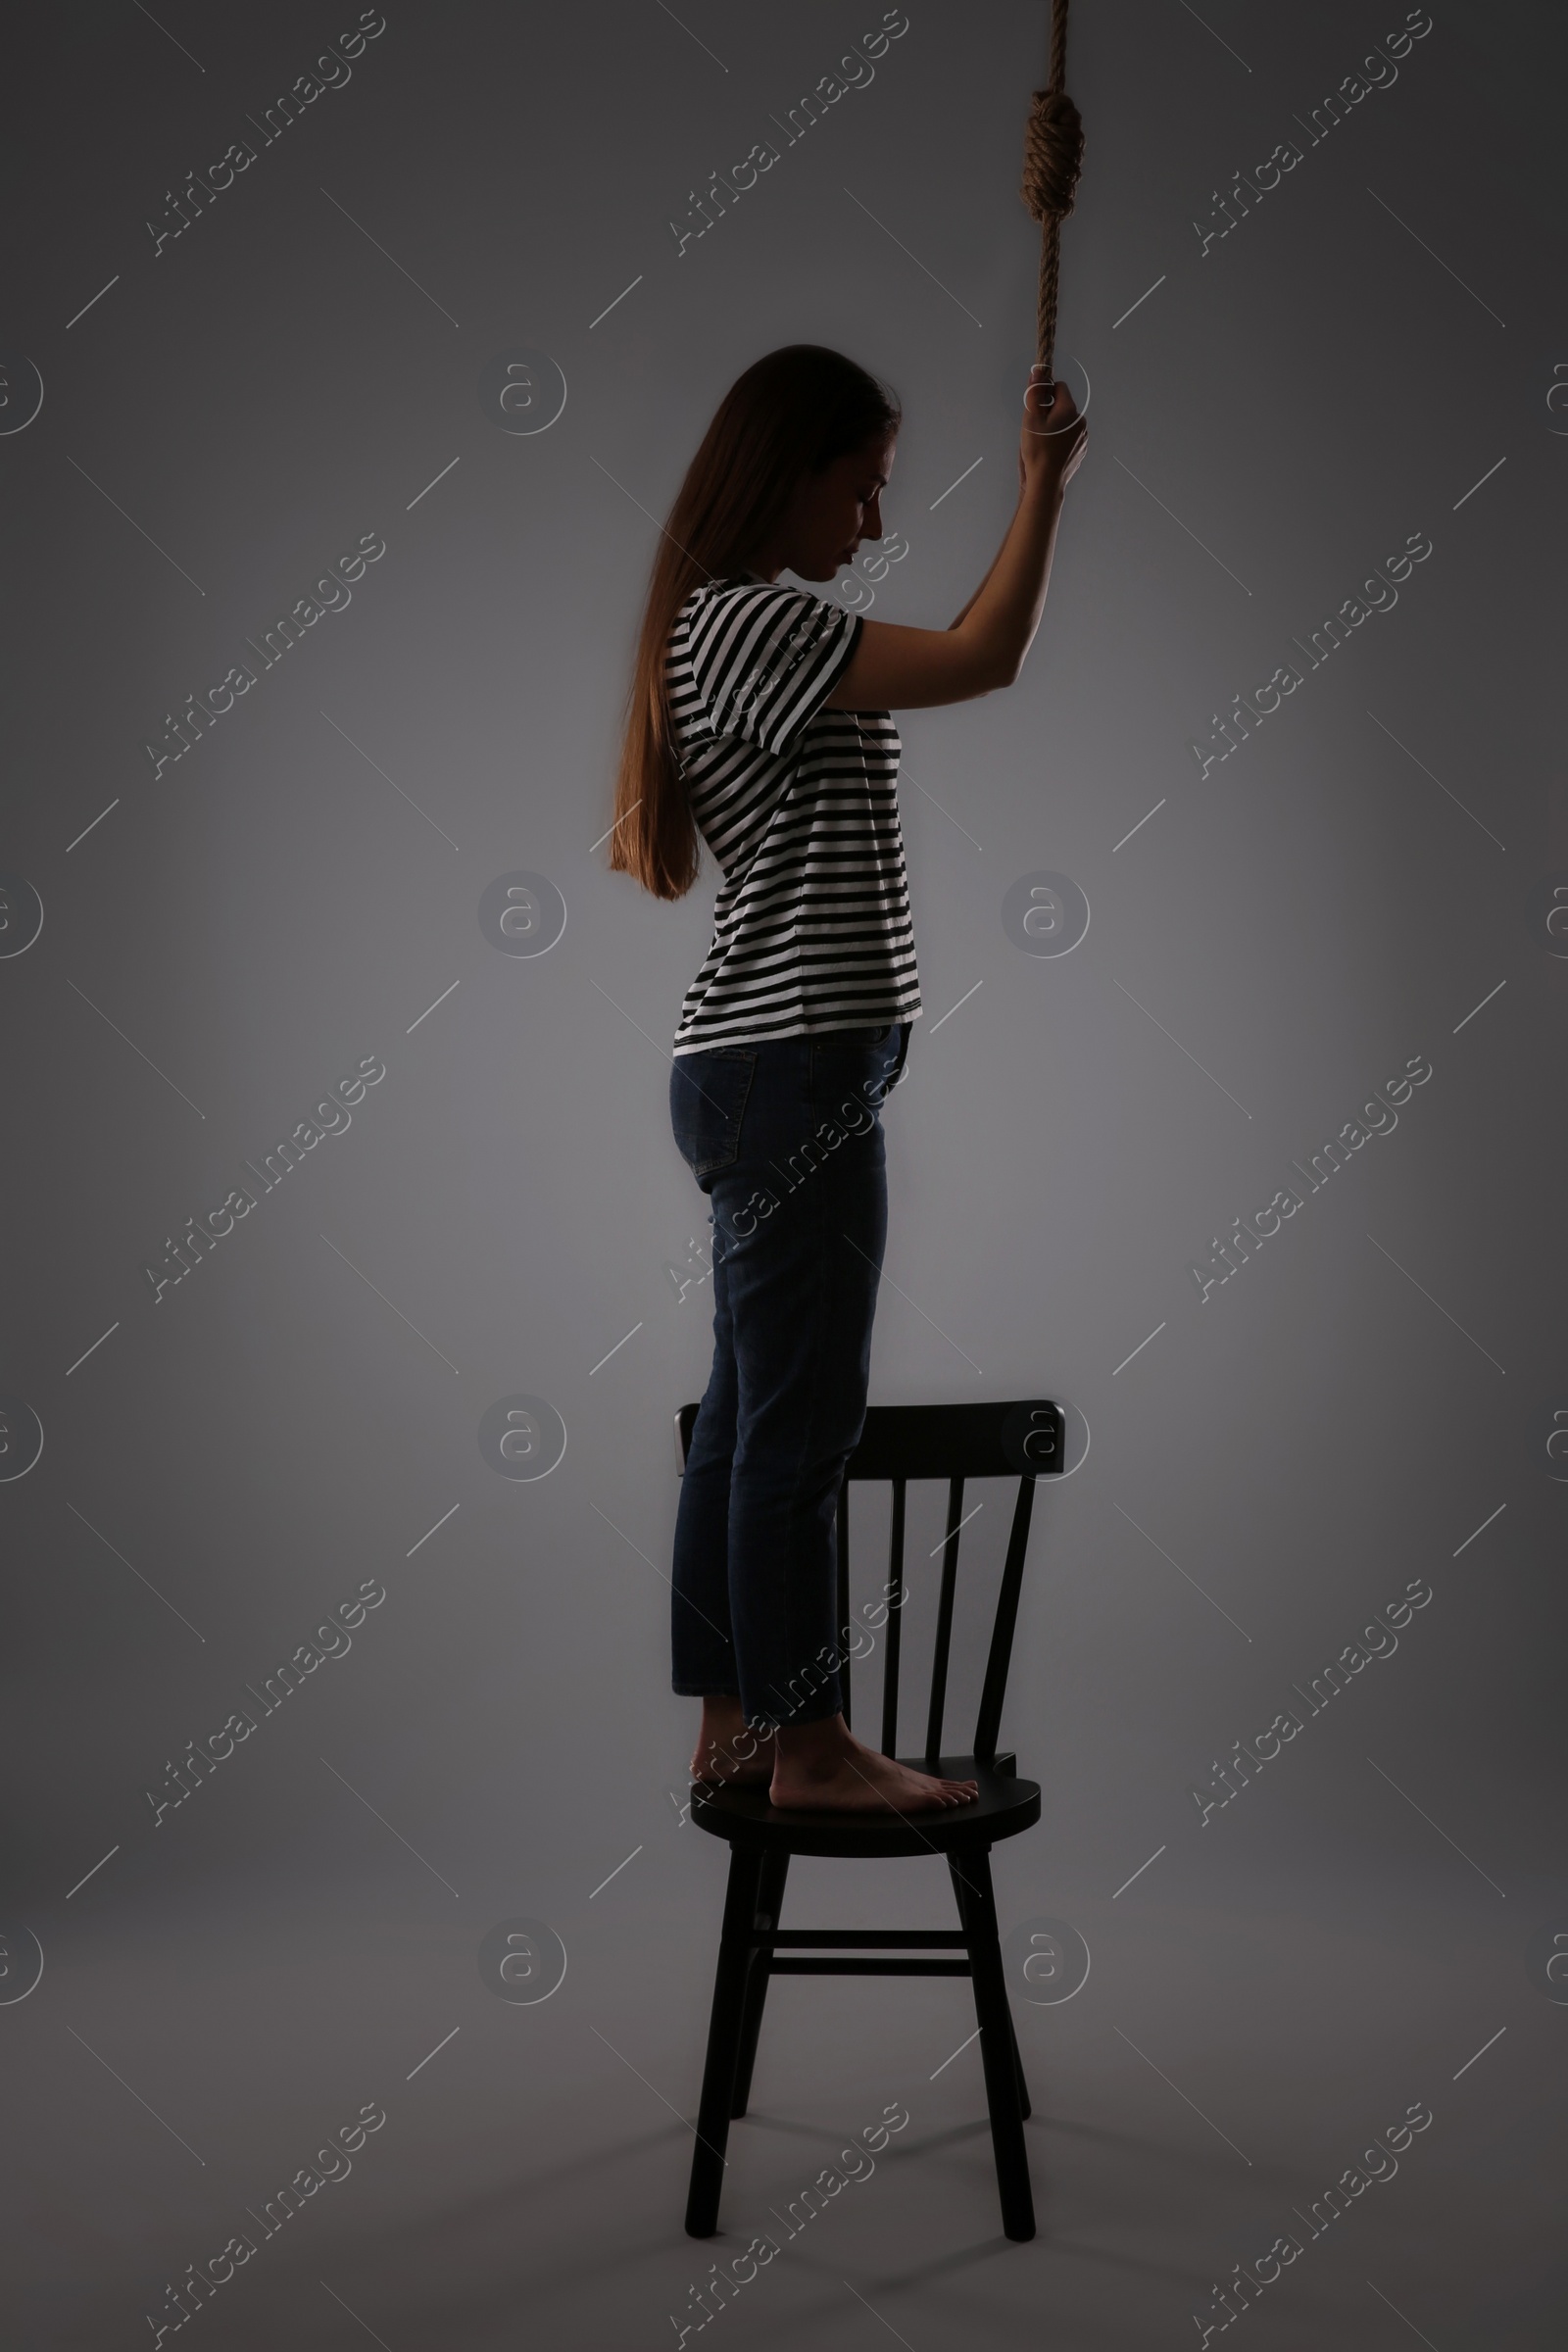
[825,368,1087,712]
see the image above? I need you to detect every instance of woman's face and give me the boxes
[766,430,897,582]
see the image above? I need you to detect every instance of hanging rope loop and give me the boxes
[1020,0,1079,378]
[1019,87,1083,226]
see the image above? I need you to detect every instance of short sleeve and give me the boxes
[676,582,862,757]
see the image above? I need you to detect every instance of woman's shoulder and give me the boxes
[674,574,829,633]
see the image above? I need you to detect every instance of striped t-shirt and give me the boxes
[666,576,922,1053]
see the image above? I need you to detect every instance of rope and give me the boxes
[1019,0,1083,376]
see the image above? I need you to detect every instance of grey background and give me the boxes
[3,2,1564,2344]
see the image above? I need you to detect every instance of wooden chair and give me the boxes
[676,1396,1064,2243]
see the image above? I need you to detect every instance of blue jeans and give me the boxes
[669,1023,912,1730]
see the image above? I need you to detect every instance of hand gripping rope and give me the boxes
[1019,0,1083,378]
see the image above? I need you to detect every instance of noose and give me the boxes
[1019,0,1083,381]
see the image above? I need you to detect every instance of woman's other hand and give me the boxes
[1018,367,1087,496]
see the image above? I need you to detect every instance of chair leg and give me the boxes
[1005,1997,1032,2121]
[949,1849,1036,2241]
[685,1846,766,2237]
[730,1850,790,2119]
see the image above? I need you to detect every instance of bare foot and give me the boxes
[769,1715,979,1814]
[690,1695,774,1785]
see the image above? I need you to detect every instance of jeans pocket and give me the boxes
[670,1051,757,1185]
[817,1024,891,1050]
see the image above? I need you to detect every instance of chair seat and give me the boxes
[689,1756,1041,1858]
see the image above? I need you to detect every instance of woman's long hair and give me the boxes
[609,345,901,900]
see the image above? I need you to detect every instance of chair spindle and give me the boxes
[836,1482,851,1729]
[880,1477,906,1756]
[973,1475,1038,1767]
[923,1476,965,1763]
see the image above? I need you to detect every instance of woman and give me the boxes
[610,344,1086,1812]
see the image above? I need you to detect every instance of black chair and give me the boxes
[676,1396,1064,2243]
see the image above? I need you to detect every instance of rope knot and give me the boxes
[1020,87,1084,222]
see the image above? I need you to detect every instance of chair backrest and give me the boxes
[676,1398,1064,1767]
